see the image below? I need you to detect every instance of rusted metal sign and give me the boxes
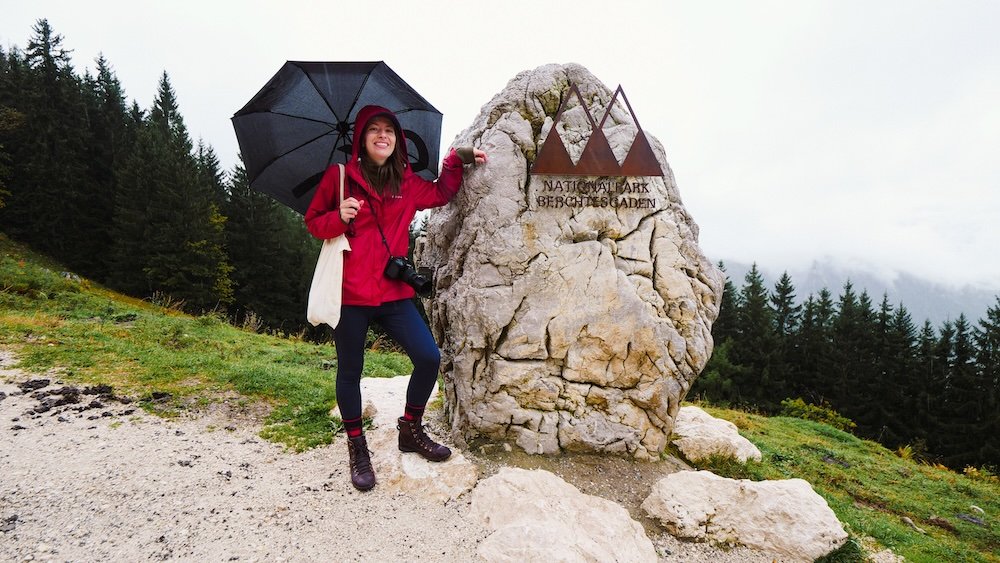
[531,84,662,177]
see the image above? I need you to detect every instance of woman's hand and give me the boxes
[455,147,489,165]
[340,197,364,223]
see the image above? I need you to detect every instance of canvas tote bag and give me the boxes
[307,164,352,328]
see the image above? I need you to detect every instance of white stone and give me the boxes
[641,470,848,562]
[471,468,657,562]
[672,405,762,463]
[416,63,724,459]
[345,375,480,502]
[367,429,479,503]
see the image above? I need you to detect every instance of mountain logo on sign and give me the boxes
[531,84,663,177]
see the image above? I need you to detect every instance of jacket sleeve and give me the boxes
[304,164,349,239]
[408,149,467,211]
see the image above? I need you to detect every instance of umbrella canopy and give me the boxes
[231,61,442,214]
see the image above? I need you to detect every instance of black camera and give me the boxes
[384,256,433,297]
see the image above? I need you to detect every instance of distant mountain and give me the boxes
[718,259,1000,327]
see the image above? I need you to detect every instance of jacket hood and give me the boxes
[351,105,409,172]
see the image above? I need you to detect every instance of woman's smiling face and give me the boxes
[363,116,396,166]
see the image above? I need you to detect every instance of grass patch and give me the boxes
[692,403,1000,562]
[0,233,413,451]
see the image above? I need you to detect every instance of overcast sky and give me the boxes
[4,1,998,289]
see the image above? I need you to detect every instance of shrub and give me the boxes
[779,397,857,433]
[963,465,999,484]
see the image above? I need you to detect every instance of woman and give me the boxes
[305,105,486,491]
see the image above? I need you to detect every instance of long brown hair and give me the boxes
[359,152,405,196]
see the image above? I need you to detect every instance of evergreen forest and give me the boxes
[695,263,1000,470]
[2,20,997,470]
[0,20,320,332]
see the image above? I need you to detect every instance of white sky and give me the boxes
[3,0,999,289]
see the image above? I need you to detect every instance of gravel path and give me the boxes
[1,352,781,563]
[0,380,488,562]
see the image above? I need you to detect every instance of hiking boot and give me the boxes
[347,434,376,491]
[397,416,451,462]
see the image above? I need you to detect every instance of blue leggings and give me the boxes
[333,299,441,421]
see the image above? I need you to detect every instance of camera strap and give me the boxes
[361,192,394,257]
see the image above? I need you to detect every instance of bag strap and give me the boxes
[338,163,345,204]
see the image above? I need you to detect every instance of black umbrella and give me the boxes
[231,61,443,214]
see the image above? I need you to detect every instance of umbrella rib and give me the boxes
[251,130,338,182]
[348,70,374,122]
[298,63,345,124]
[390,108,425,116]
[260,110,336,128]
[326,134,347,169]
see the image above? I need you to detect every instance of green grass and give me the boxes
[0,233,413,451]
[691,403,1000,563]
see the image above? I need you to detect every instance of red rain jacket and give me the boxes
[305,105,466,306]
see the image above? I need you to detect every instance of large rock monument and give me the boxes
[415,63,724,459]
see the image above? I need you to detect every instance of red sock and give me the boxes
[403,403,425,422]
[343,416,363,438]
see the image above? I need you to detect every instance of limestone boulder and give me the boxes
[672,405,762,463]
[641,470,848,562]
[470,467,657,562]
[416,63,724,459]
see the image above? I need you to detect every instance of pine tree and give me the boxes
[869,297,916,447]
[0,106,21,209]
[712,261,740,344]
[938,314,989,467]
[769,272,800,403]
[972,297,1000,466]
[74,54,129,278]
[730,264,780,409]
[791,289,836,403]
[2,20,94,267]
[108,102,155,295]
[771,272,800,338]
[694,262,745,403]
[866,295,894,441]
[855,290,880,435]
[911,320,939,452]
[196,140,228,208]
[830,282,861,407]
[925,320,955,459]
[147,73,232,309]
[0,47,28,213]
[831,282,878,430]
